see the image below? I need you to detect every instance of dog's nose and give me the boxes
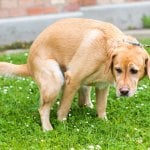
[120,87,129,96]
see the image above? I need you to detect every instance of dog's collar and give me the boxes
[125,40,142,47]
[124,40,150,48]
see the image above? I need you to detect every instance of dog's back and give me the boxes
[28,18,124,69]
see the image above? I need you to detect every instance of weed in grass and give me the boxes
[0,39,150,149]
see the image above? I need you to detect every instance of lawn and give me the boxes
[0,40,150,150]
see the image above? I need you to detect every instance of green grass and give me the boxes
[142,15,150,29]
[0,40,150,150]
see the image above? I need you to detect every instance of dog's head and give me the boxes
[107,41,150,97]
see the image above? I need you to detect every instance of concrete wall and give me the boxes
[0,2,150,45]
[82,2,150,29]
[0,12,82,45]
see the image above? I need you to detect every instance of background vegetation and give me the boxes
[142,15,150,28]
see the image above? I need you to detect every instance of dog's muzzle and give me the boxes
[119,87,129,96]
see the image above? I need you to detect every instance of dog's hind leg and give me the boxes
[34,59,64,131]
[78,86,93,108]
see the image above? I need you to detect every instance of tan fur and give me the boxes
[0,63,30,76]
[0,18,149,131]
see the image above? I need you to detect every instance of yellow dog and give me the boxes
[0,18,149,131]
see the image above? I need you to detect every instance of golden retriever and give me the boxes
[0,18,149,131]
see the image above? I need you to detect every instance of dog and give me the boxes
[0,18,149,131]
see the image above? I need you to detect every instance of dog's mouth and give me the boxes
[117,93,129,97]
[117,92,130,97]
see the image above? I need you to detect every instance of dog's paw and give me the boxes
[57,111,68,122]
[57,116,67,122]
[42,124,53,132]
[102,116,108,121]
[78,100,94,109]
[86,101,94,109]
[59,117,67,122]
[98,113,108,121]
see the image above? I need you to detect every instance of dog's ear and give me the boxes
[146,57,150,79]
[105,52,116,74]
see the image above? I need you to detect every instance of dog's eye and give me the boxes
[115,68,122,73]
[130,68,138,74]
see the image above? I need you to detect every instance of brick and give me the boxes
[0,9,9,18]
[27,6,58,15]
[126,0,141,2]
[1,0,18,9]
[27,7,43,15]
[63,3,80,12]
[68,0,79,3]
[111,0,125,3]
[51,0,66,5]
[19,0,34,7]
[97,0,110,5]
[79,0,96,6]
[9,8,27,17]
[33,0,48,6]
[98,0,125,4]
[43,6,58,14]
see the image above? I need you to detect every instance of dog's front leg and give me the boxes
[96,86,109,120]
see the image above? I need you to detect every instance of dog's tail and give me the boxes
[0,62,30,77]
